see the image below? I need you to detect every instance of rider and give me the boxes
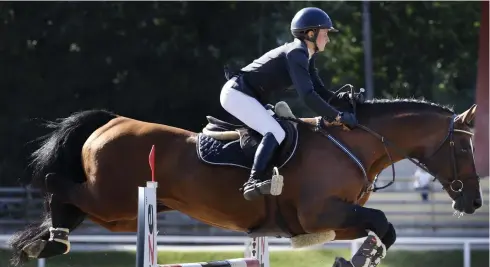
[220,7,358,201]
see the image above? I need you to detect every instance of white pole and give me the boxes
[135,181,158,267]
[463,241,470,267]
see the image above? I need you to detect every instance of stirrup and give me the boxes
[270,167,284,196]
[256,167,284,196]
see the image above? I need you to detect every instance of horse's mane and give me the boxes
[355,97,455,121]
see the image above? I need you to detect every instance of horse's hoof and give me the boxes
[38,240,69,258]
[22,239,69,259]
[332,257,354,267]
[22,239,47,258]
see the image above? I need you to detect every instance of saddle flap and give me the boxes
[237,128,261,152]
[197,118,299,170]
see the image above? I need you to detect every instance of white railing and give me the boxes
[0,235,487,267]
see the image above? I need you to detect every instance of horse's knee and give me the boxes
[363,209,389,239]
[298,198,389,239]
[381,223,396,250]
[316,203,389,239]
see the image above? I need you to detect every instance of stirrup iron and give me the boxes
[270,167,284,196]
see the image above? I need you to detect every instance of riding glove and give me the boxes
[337,92,365,104]
[338,112,358,129]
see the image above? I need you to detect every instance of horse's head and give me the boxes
[419,104,482,215]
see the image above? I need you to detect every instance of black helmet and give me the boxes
[290,7,338,39]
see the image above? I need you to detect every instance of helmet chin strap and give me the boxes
[305,29,320,52]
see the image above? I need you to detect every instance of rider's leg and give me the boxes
[220,79,285,201]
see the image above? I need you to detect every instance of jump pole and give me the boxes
[136,145,270,267]
[136,145,159,267]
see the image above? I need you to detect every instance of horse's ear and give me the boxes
[455,104,477,125]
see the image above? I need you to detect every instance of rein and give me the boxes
[283,87,476,196]
[356,117,474,194]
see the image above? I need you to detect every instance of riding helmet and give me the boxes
[290,7,338,39]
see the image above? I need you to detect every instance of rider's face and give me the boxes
[315,29,330,52]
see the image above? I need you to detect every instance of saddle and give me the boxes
[196,102,299,170]
[196,100,367,187]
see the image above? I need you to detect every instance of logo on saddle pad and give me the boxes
[196,102,299,170]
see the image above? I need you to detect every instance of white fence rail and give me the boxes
[0,235,487,267]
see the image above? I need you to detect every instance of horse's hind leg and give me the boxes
[20,193,86,260]
[22,173,89,257]
[8,174,88,266]
[44,171,138,226]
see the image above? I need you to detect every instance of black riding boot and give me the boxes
[243,132,279,201]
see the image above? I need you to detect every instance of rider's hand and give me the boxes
[336,112,358,129]
[355,93,365,104]
[336,92,351,101]
[337,92,365,104]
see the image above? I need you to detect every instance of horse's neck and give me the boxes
[298,111,451,178]
[362,111,452,177]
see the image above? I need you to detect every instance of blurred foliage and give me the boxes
[0,1,483,185]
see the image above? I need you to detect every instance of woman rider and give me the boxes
[220,7,358,201]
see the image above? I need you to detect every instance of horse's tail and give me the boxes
[7,109,118,266]
[30,109,118,186]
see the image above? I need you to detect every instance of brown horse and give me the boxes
[8,98,482,267]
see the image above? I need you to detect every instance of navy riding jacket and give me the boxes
[229,38,341,119]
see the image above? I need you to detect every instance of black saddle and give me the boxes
[196,105,298,170]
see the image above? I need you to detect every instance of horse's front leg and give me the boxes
[333,223,397,267]
[298,197,395,267]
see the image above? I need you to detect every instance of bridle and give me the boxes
[290,84,478,199]
[358,114,477,198]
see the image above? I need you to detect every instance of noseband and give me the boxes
[421,115,476,193]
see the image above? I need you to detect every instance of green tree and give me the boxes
[0,2,481,186]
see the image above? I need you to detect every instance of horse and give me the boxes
[7,97,482,267]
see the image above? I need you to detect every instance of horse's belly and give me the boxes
[160,197,265,232]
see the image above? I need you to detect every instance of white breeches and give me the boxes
[220,79,286,145]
